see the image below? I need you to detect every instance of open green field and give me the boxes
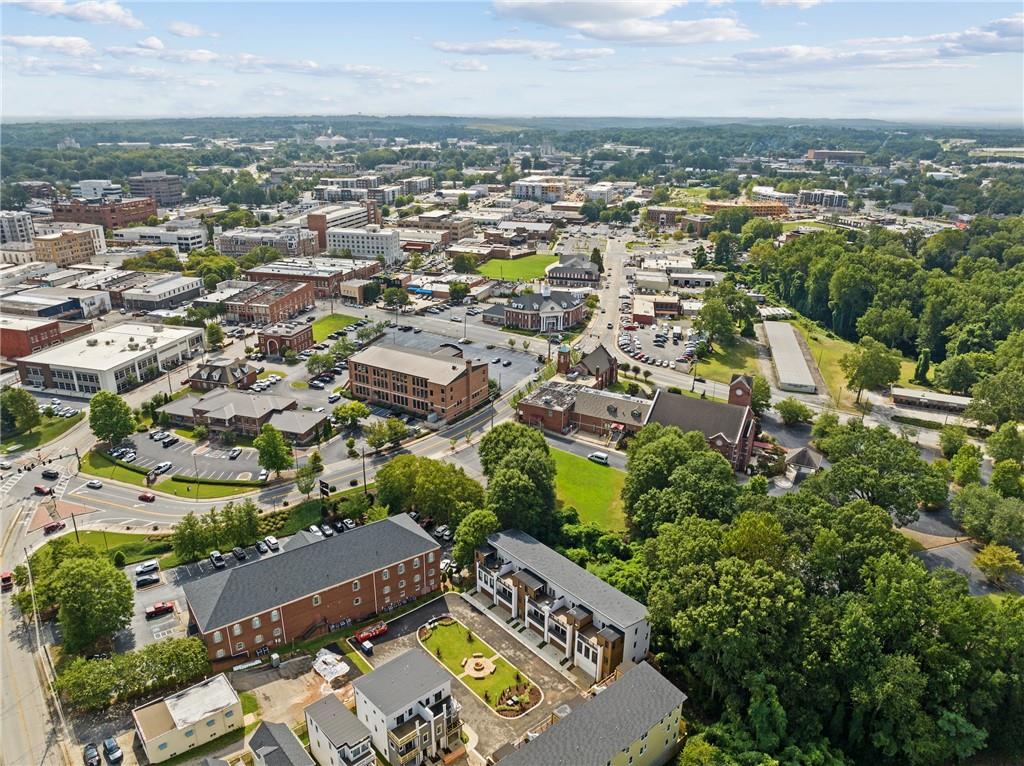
[787,318,918,408]
[781,220,832,232]
[477,254,556,281]
[551,449,626,531]
[420,620,534,711]
[694,339,759,385]
[38,530,172,566]
[2,412,85,454]
[312,314,359,342]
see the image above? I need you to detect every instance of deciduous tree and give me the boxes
[54,557,133,654]
[88,391,135,445]
[253,423,293,476]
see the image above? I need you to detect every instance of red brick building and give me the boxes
[481,288,587,332]
[52,197,157,229]
[223,280,315,324]
[257,322,314,358]
[0,315,92,359]
[245,258,381,298]
[181,515,440,662]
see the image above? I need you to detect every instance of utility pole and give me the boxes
[192,452,200,503]
[360,447,368,495]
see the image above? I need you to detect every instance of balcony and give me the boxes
[389,716,424,748]
[398,747,420,765]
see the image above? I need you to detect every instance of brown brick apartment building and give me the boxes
[347,344,489,421]
[703,200,789,217]
[223,280,315,324]
[52,197,157,229]
[32,230,97,267]
[181,514,440,661]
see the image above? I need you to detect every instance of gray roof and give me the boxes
[268,409,327,436]
[576,344,615,377]
[304,695,371,749]
[248,721,313,766]
[183,514,437,632]
[496,663,686,766]
[647,390,751,443]
[352,648,450,716]
[507,291,582,312]
[487,530,648,628]
[201,758,229,766]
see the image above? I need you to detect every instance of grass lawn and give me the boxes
[312,314,359,342]
[240,690,260,716]
[80,450,149,487]
[257,369,286,380]
[787,318,918,408]
[1,412,85,454]
[290,380,309,390]
[551,449,626,531]
[154,478,254,499]
[477,254,556,281]
[40,529,173,565]
[781,220,833,232]
[694,339,759,385]
[173,428,196,439]
[420,620,535,710]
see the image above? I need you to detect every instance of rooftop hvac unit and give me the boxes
[128,343,139,350]
[147,337,157,344]
[86,338,98,346]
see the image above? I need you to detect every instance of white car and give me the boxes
[0,460,11,470]
[264,535,280,551]
[440,558,453,573]
[86,479,103,489]
[308,524,323,537]
[155,461,173,474]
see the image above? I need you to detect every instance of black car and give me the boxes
[162,436,179,448]
[102,737,123,763]
[83,743,101,766]
[41,468,60,480]
[135,573,160,588]
[255,540,268,554]
[331,518,346,533]
[231,546,247,561]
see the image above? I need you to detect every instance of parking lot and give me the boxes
[616,319,700,373]
[112,432,261,481]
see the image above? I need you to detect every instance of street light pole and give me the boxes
[360,447,368,495]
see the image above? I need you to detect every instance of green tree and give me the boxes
[694,298,734,349]
[986,422,1024,464]
[839,336,901,402]
[934,354,978,394]
[966,368,1024,426]
[775,397,812,426]
[974,543,1024,584]
[590,247,604,272]
[88,391,136,445]
[449,282,470,303]
[54,557,134,654]
[990,459,1024,499]
[204,321,224,347]
[295,464,316,500]
[452,509,499,568]
[914,348,931,384]
[333,400,371,429]
[0,387,41,433]
[713,231,739,266]
[364,420,391,452]
[457,192,469,210]
[938,425,968,459]
[222,499,260,547]
[478,422,549,476]
[253,423,293,476]
[452,253,477,273]
[951,444,982,486]
[308,450,324,473]
[486,467,545,533]
[170,512,209,563]
[329,336,356,360]
[382,287,409,306]
[749,375,772,417]
[306,352,334,377]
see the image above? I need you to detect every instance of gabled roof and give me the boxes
[495,663,686,766]
[304,694,371,750]
[248,721,313,766]
[182,514,437,632]
[352,648,450,716]
[487,530,648,628]
[348,343,479,386]
[646,389,751,443]
[576,344,615,377]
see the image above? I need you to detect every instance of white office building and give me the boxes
[752,185,799,206]
[511,175,566,203]
[797,189,849,208]
[18,322,204,394]
[112,224,208,252]
[70,179,123,200]
[122,274,204,310]
[0,211,35,244]
[326,225,403,265]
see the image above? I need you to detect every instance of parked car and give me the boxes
[138,492,156,502]
[101,738,123,764]
[308,524,323,537]
[122,452,137,463]
[231,546,247,561]
[145,601,174,620]
[343,518,356,530]
[134,560,159,576]
[135,573,160,588]
[154,461,172,474]
[228,447,242,460]
[255,540,268,554]
[327,393,341,404]
[83,743,101,766]
[162,436,179,448]
[264,535,279,551]
[319,523,334,537]
[209,550,226,568]
[331,519,346,533]
[433,525,449,539]
[258,469,269,482]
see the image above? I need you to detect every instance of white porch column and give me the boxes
[564,624,574,660]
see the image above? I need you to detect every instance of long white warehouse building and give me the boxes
[764,321,817,393]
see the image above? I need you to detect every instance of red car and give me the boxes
[34,485,53,495]
[355,621,388,643]
[1,571,13,592]
[138,492,156,502]
[43,520,66,534]
[145,601,175,620]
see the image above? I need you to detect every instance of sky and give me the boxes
[1,0,1021,125]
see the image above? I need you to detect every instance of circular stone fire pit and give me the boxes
[464,655,496,679]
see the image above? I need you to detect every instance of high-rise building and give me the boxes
[127,171,184,207]
[0,211,35,244]
[69,179,123,200]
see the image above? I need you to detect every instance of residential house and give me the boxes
[249,721,314,766]
[305,694,374,766]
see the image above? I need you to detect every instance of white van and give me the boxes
[587,451,610,466]
[134,560,159,575]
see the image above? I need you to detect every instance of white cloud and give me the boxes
[10,0,142,28]
[137,36,165,51]
[106,42,220,64]
[4,54,214,85]
[168,21,218,39]
[492,0,753,44]
[445,58,490,71]
[1,34,95,57]
[433,38,613,59]
[761,0,823,9]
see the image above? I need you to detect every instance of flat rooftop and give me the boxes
[133,674,238,741]
[0,313,56,331]
[764,321,816,391]
[247,258,371,278]
[20,322,201,370]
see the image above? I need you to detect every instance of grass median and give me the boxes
[80,450,149,487]
[1,412,85,454]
